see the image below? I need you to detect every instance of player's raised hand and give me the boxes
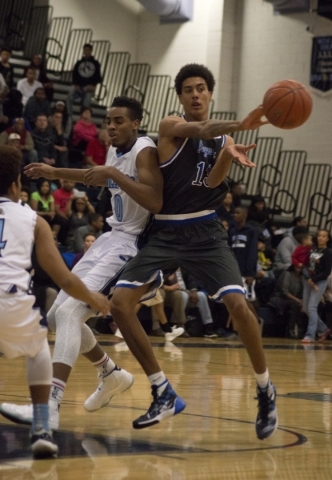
[225,143,257,168]
[87,292,110,316]
[24,163,56,180]
[239,105,269,131]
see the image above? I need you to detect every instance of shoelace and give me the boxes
[255,389,273,418]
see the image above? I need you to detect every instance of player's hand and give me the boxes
[24,163,57,180]
[226,143,256,168]
[84,166,111,186]
[88,292,110,316]
[239,105,269,131]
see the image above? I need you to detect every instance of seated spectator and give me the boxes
[273,225,308,276]
[32,114,56,165]
[85,129,110,166]
[0,46,14,89]
[160,276,189,337]
[71,212,104,253]
[30,178,56,226]
[48,110,68,168]
[229,181,245,207]
[72,233,96,268]
[0,72,9,129]
[247,195,274,244]
[1,89,24,129]
[284,215,308,238]
[52,180,76,244]
[72,106,98,150]
[53,101,71,138]
[19,186,31,206]
[216,191,234,224]
[257,236,274,278]
[267,263,304,338]
[16,67,42,106]
[0,117,38,165]
[24,87,51,128]
[291,233,313,267]
[24,54,54,102]
[65,194,95,248]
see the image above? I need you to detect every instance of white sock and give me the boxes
[93,353,116,378]
[255,369,269,389]
[148,371,167,395]
[49,378,66,405]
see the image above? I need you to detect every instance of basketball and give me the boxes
[262,80,313,129]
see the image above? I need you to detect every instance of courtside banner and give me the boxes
[310,36,332,93]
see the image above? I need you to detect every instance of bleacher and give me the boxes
[1,0,332,231]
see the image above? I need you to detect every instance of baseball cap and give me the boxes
[55,101,65,106]
[8,133,21,140]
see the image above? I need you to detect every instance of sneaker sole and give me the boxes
[84,374,135,412]
[133,396,186,430]
[32,439,59,458]
[257,415,279,440]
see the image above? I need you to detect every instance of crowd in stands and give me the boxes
[1,43,332,343]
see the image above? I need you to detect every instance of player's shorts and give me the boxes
[116,212,245,302]
[56,230,139,306]
[0,290,47,359]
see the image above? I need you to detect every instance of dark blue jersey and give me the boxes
[159,134,228,214]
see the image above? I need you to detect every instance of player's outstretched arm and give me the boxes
[84,147,163,214]
[34,216,110,315]
[24,163,88,184]
[206,136,256,188]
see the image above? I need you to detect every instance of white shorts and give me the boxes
[0,292,47,359]
[56,230,139,306]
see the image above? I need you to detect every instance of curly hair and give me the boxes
[174,64,216,95]
[110,96,143,121]
[0,146,22,195]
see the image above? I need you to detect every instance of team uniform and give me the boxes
[116,134,245,301]
[0,198,47,359]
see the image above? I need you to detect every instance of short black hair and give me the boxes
[84,232,96,240]
[80,106,92,115]
[83,43,93,50]
[89,213,103,224]
[292,225,308,238]
[0,146,22,195]
[110,96,143,121]
[1,46,12,54]
[34,87,45,96]
[174,64,215,95]
[292,215,306,226]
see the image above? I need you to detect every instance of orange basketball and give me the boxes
[262,80,313,129]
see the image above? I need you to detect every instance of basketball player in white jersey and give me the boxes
[0,146,110,457]
[0,96,182,431]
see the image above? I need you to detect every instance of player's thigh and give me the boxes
[0,293,47,359]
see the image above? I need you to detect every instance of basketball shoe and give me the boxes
[30,429,58,458]
[164,326,184,342]
[133,381,186,429]
[255,381,278,440]
[84,367,134,412]
[0,402,59,431]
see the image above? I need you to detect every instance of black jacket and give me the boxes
[72,56,102,87]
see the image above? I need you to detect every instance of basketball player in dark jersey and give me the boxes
[110,64,277,440]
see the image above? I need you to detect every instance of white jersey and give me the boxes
[0,198,36,293]
[105,136,156,237]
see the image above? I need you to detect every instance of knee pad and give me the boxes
[26,338,52,386]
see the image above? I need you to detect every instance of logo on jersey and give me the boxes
[197,140,216,160]
[78,61,96,78]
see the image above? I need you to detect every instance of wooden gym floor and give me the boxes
[1,334,332,479]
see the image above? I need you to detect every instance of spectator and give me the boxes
[229,181,245,207]
[291,233,313,267]
[72,233,96,268]
[72,106,98,150]
[48,110,68,168]
[284,215,308,237]
[66,43,102,116]
[301,229,332,344]
[216,191,234,224]
[53,101,70,138]
[71,212,104,253]
[159,276,189,337]
[273,225,309,275]
[0,46,14,88]
[0,117,38,165]
[24,87,51,128]
[16,67,42,106]
[65,194,95,248]
[24,54,54,102]
[267,263,304,338]
[31,114,56,165]
[31,245,60,313]
[85,129,110,166]
[52,180,76,245]
[30,178,56,226]
[19,186,31,206]
[1,89,24,128]
[0,72,9,127]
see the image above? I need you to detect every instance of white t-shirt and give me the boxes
[16,78,42,106]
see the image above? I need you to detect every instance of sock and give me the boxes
[160,322,172,333]
[50,378,66,405]
[32,404,49,432]
[148,371,168,395]
[93,353,116,378]
[255,369,270,389]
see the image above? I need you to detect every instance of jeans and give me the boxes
[180,291,213,325]
[66,87,94,116]
[302,278,328,340]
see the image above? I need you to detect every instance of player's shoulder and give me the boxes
[133,136,157,154]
